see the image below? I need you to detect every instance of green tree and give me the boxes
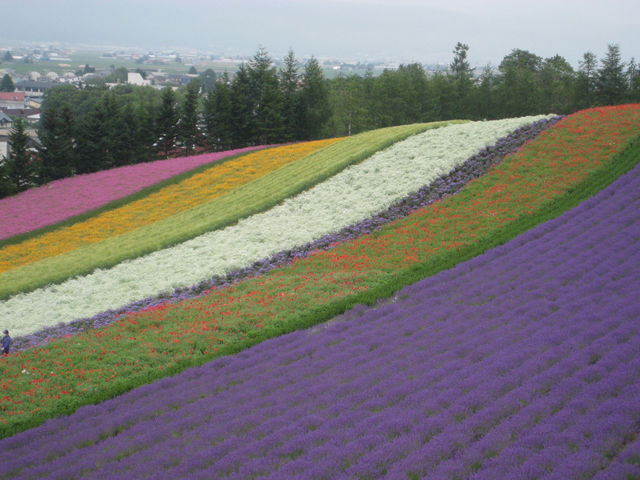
[249,47,284,144]
[111,102,139,166]
[495,49,543,116]
[449,42,474,118]
[200,68,217,94]
[327,74,372,136]
[0,74,14,92]
[204,73,234,150]
[230,64,255,147]
[597,43,627,105]
[628,58,640,102]
[469,64,497,119]
[298,56,330,139]
[0,163,15,198]
[279,48,301,141]
[576,51,598,109]
[398,63,431,123]
[539,55,575,114]
[38,105,75,182]
[180,79,201,154]
[74,100,112,173]
[156,87,179,157]
[429,71,455,121]
[106,67,128,84]
[135,102,158,162]
[499,49,543,73]
[2,51,13,62]
[5,118,37,192]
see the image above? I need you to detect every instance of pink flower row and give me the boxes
[0,146,266,240]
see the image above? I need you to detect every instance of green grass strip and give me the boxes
[0,122,456,300]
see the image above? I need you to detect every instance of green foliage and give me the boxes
[298,57,331,139]
[204,73,234,151]
[156,87,179,157]
[199,68,217,94]
[179,79,201,155]
[280,49,301,141]
[4,118,37,192]
[74,97,113,173]
[38,104,75,182]
[22,42,640,189]
[597,43,627,105]
[0,73,14,92]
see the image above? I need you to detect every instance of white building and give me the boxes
[127,72,150,86]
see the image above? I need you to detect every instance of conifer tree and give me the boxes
[0,74,14,92]
[204,73,234,150]
[74,101,111,173]
[230,64,255,147]
[597,43,626,105]
[280,48,301,141]
[156,87,179,157]
[576,51,598,109]
[249,47,284,144]
[180,79,201,155]
[38,105,75,182]
[5,118,36,191]
[298,56,330,139]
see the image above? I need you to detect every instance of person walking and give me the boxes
[2,330,11,355]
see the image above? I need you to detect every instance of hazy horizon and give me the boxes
[2,0,639,67]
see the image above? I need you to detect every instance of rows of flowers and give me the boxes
[0,115,551,339]
[0,139,342,273]
[0,146,266,241]
[1,142,638,478]
[0,122,445,300]
[0,105,637,438]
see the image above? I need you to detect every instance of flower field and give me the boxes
[0,122,451,300]
[1,106,639,479]
[0,105,639,479]
[0,146,265,242]
[0,115,549,339]
[0,139,341,273]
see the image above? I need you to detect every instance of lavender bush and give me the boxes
[0,121,637,479]
[11,116,561,352]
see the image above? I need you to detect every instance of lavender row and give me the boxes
[1,127,638,478]
[12,116,562,352]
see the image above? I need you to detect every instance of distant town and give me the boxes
[0,42,450,160]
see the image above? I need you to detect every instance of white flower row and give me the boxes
[2,115,551,337]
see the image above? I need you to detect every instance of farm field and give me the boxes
[2,151,639,479]
[0,115,549,339]
[0,145,266,241]
[0,104,639,479]
[0,121,452,299]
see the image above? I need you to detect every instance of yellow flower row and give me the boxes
[0,139,343,273]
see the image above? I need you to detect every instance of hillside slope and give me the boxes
[2,119,639,480]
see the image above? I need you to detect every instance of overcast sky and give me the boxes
[2,0,639,66]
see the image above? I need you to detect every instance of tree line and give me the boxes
[1,43,639,198]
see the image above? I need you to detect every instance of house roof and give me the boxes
[1,108,40,119]
[16,80,57,89]
[0,111,13,123]
[0,92,25,102]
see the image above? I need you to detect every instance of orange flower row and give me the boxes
[0,138,342,273]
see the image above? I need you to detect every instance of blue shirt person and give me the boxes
[2,330,10,355]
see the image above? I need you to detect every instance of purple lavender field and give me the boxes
[1,160,639,478]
